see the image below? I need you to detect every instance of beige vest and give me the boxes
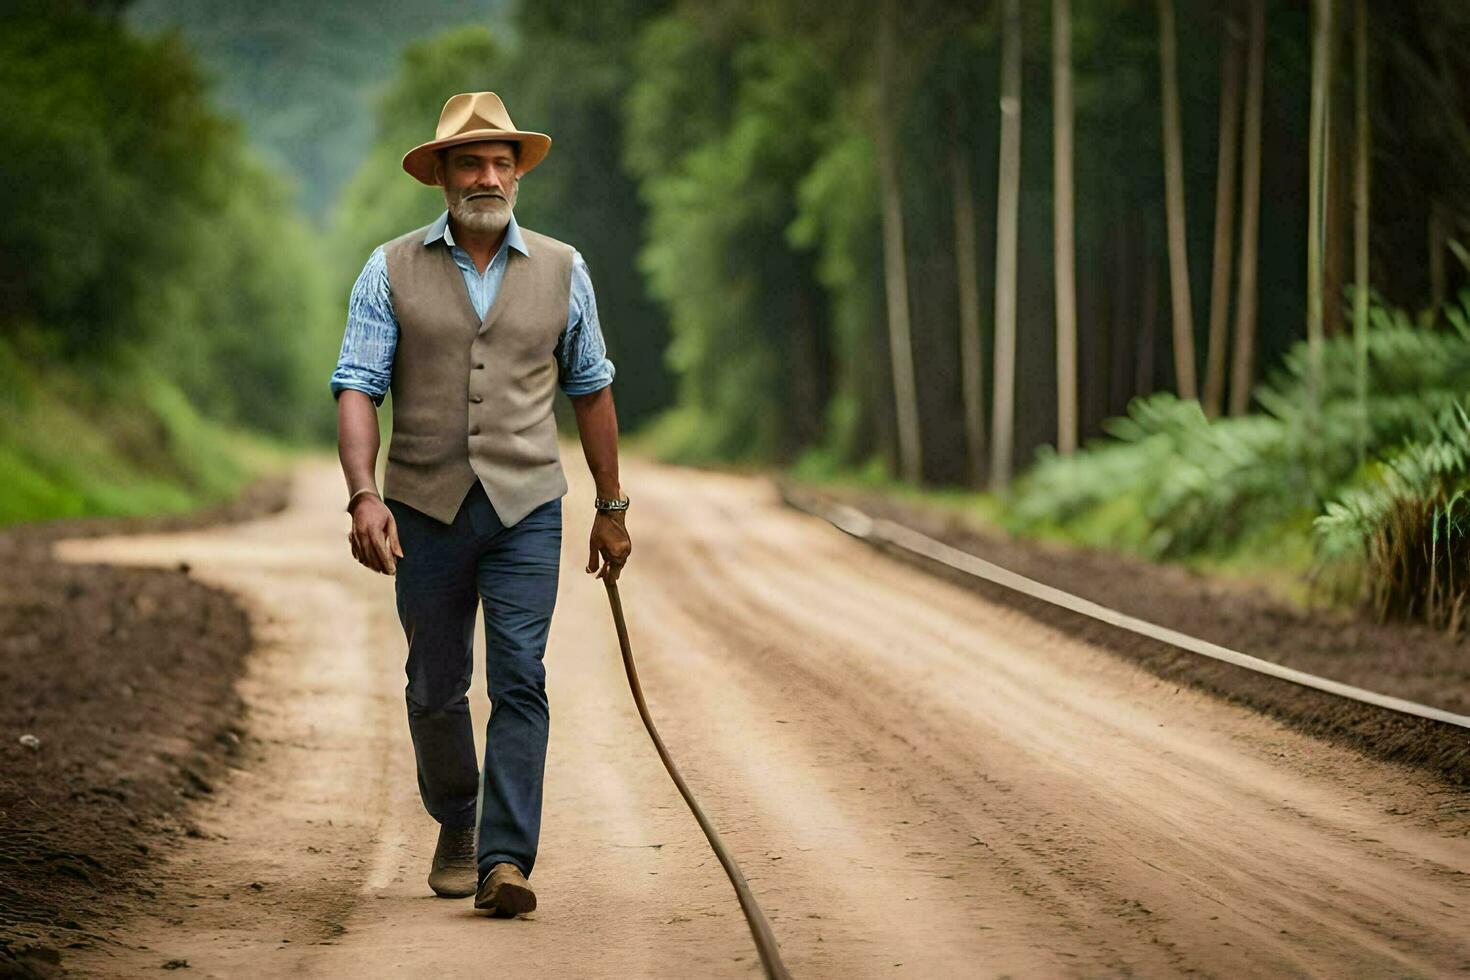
[381,222,573,527]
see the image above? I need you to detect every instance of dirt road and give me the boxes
[55,450,1469,978]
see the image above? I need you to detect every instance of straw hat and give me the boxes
[401,92,552,186]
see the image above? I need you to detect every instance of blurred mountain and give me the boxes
[128,0,512,219]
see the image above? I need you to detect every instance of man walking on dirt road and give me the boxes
[329,91,632,918]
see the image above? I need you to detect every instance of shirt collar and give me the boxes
[424,208,529,257]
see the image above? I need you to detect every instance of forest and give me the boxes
[4,0,1469,627]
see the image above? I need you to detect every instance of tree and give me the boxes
[1352,0,1370,453]
[990,0,1023,492]
[1203,9,1244,417]
[1228,0,1266,417]
[877,0,923,483]
[949,90,986,486]
[1306,0,1335,410]
[624,20,838,462]
[1053,0,1078,453]
[0,7,330,438]
[1156,0,1197,400]
[512,0,678,432]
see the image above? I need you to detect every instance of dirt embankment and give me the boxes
[0,477,290,979]
[779,480,1470,784]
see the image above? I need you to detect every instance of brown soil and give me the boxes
[6,455,1468,977]
[0,477,290,979]
[778,479,1470,784]
[38,455,1470,978]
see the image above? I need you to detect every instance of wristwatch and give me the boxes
[594,493,630,513]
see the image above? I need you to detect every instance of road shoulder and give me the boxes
[779,478,1470,786]
[0,476,290,979]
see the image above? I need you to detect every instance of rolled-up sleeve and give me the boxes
[329,245,396,407]
[556,249,616,397]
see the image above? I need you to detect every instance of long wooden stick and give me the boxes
[602,579,791,980]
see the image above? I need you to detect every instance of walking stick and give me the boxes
[601,578,792,980]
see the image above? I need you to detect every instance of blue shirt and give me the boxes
[330,210,616,406]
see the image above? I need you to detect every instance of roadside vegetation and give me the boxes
[0,5,333,524]
[584,1,1470,632]
[1008,291,1470,624]
[9,1,1469,630]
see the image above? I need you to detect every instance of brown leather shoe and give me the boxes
[474,861,537,918]
[427,823,477,898]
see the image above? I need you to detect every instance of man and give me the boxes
[329,91,632,918]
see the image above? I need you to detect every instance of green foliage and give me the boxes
[163,151,334,439]
[621,15,730,182]
[789,126,885,468]
[0,8,335,442]
[1009,290,1470,627]
[0,339,281,526]
[508,0,676,428]
[0,11,228,354]
[626,20,838,461]
[1316,403,1470,630]
[0,5,325,526]
[1010,293,1470,560]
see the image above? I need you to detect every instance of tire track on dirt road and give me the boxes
[55,450,1468,978]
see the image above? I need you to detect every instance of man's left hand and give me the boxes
[587,510,631,582]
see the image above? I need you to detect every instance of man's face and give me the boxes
[438,141,519,236]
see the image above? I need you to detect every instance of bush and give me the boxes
[0,8,334,442]
[1009,291,1470,560]
[1316,403,1470,630]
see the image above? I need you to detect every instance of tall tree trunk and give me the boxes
[1229,0,1266,416]
[1157,0,1198,399]
[877,0,923,484]
[1324,75,1349,337]
[1353,0,1370,455]
[1203,10,1244,417]
[1306,0,1335,410]
[990,0,1023,492]
[1053,0,1078,453]
[949,97,986,487]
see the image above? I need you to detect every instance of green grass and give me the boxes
[0,342,291,527]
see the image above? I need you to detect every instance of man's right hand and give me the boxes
[348,495,404,575]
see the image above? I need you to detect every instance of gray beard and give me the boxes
[449,196,511,236]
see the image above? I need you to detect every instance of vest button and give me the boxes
[474,363,484,369]
[470,425,480,435]
[470,394,483,403]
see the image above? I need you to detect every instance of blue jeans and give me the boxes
[386,481,562,881]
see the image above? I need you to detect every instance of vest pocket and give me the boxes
[387,430,450,465]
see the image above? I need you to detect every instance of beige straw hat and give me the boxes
[401,91,552,186]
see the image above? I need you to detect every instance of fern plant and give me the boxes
[1316,403,1470,630]
[1009,290,1470,562]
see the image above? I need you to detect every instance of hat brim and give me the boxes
[402,130,552,186]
